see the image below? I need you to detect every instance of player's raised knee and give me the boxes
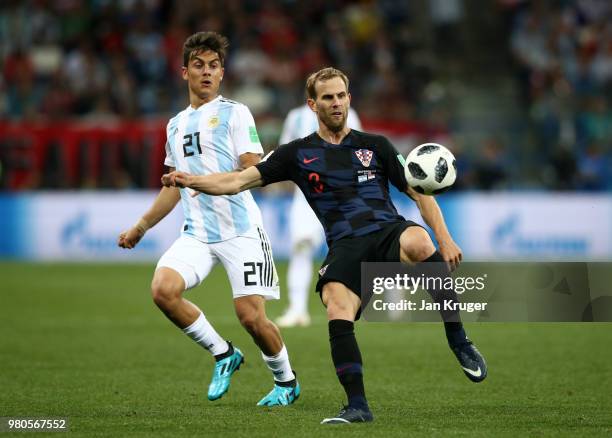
[399,226,436,262]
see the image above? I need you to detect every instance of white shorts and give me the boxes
[156,226,280,300]
[289,188,325,249]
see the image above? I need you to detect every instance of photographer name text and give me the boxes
[371,299,487,313]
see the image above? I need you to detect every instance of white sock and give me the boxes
[287,244,314,315]
[182,312,229,356]
[262,345,295,383]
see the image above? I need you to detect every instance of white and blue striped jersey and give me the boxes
[279,104,362,144]
[164,95,263,243]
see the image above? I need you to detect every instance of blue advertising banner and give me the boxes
[0,192,610,261]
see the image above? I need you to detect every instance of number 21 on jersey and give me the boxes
[183,132,201,157]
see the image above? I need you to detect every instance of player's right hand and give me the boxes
[117,227,145,249]
[161,171,192,188]
[161,171,177,187]
[438,237,462,272]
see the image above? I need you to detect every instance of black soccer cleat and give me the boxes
[320,406,374,424]
[450,339,487,383]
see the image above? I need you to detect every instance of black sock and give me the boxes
[329,319,368,410]
[422,251,467,346]
[214,341,234,362]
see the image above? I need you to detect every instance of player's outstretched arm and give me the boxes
[118,184,181,249]
[407,187,463,269]
[161,166,264,195]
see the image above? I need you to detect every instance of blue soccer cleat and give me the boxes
[207,345,244,401]
[257,379,301,406]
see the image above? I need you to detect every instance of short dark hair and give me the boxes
[182,31,229,67]
[306,67,350,99]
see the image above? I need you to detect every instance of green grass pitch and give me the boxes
[1,261,611,437]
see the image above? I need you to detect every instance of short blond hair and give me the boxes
[305,67,349,99]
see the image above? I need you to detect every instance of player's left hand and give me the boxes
[117,227,145,249]
[438,238,462,271]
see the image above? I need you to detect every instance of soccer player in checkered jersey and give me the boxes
[161,67,487,424]
[118,31,299,406]
[276,103,362,328]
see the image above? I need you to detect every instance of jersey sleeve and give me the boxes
[379,136,408,192]
[278,109,299,144]
[255,143,295,186]
[164,123,176,167]
[164,141,175,167]
[231,104,264,156]
[347,108,362,130]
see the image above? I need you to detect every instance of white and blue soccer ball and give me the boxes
[404,143,457,195]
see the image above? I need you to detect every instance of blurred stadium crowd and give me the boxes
[0,0,610,190]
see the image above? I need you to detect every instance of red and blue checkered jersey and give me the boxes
[256,130,409,245]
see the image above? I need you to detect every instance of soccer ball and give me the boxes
[404,143,457,195]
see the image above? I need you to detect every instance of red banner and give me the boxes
[0,119,445,190]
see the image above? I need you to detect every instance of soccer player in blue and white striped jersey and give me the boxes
[118,31,299,406]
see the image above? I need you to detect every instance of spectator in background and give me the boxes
[430,0,464,56]
[473,138,509,190]
[548,145,578,191]
[0,1,420,124]
[577,96,612,147]
[3,49,41,120]
[577,142,608,190]
[509,0,611,191]
[0,0,609,192]
[64,41,108,115]
[591,34,612,86]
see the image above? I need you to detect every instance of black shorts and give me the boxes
[315,220,423,298]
